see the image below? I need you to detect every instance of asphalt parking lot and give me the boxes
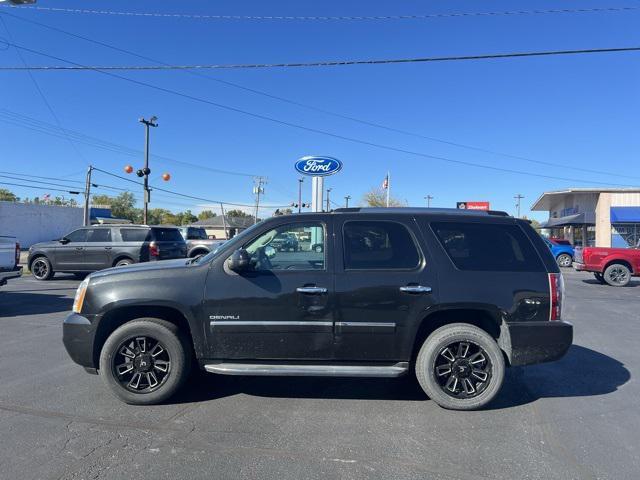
[1,269,638,480]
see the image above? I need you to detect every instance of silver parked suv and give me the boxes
[28,225,187,280]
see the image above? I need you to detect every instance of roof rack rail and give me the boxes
[332,207,511,216]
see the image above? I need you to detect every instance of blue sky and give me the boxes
[0,0,639,220]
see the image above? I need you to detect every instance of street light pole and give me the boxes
[297,178,304,213]
[83,165,93,226]
[344,195,351,208]
[139,116,158,224]
[326,188,332,212]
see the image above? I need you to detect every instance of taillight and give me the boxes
[15,242,20,268]
[549,273,564,320]
[149,241,159,257]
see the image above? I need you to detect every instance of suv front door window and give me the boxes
[203,221,333,360]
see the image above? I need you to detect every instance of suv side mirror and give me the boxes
[227,248,252,272]
[59,237,70,244]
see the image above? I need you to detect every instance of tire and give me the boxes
[99,318,191,405]
[603,263,631,287]
[593,272,606,284]
[114,258,133,267]
[313,244,323,253]
[415,323,505,410]
[556,253,573,268]
[31,256,54,281]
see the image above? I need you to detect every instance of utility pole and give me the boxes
[297,178,304,213]
[385,172,390,207]
[424,195,434,208]
[326,188,332,212]
[139,116,158,224]
[344,195,351,208]
[514,194,524,218]
[83,165,93,226]
[253,176,265,224]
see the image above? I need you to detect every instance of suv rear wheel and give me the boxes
[99,318,191,405]
[603,263,631,287]
[31,256,54,281]
[415,323,505,410]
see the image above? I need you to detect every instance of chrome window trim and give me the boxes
[210,320,333,326]
[335,322,396,328]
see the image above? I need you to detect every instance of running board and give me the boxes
[203,362,409,378]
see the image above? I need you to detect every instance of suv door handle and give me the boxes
[399,285,432,294]
[75,247,84,251]
[296,286,328,294]
[104,246,113,250]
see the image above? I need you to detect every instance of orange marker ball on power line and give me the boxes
[124,165,134,174]
[162,173,171,181]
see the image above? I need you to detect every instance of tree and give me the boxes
[362,187,403,207]
[0,188,18,202]
[226,209,251,218]
[92,192,140,223]
[198,210,217,221]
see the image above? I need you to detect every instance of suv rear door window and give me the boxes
[188,228,208,240]
[343,221,420,270]
[431,222,544,272]
[152,228,184,242]
[119,228,149,242]
[86,228,111,242]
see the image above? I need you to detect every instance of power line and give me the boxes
[3,42,636,188]
[0,180,81,194]
[2,5,638,21]
[0,109,258,178]
[0,15,87,167]
[2,46,639,70]
[91,167,290,208]
[3,11,637,182]
[0,172,130,193]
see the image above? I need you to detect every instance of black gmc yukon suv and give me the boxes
[63,208,572,410]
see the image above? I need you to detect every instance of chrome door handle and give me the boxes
[75,247,84,250]
[399,285,432,294]
[104,246,113,250]
[296,286,328,294]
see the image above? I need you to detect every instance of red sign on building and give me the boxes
[456,201,490,211]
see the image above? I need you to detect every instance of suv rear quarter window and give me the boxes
[431,221,544,272]
[119,228,150,242]
[151,228,184,242]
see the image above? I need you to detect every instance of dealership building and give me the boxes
[532,188,640,248]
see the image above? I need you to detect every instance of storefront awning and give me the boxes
[541,212,595,228]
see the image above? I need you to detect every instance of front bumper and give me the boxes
[499,320,573,367]
[0,266,22,286]
[63,312,98,370]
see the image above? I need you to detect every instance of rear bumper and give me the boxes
[0,266,22,286]
[499,320,573,367]
[63,312,98,369]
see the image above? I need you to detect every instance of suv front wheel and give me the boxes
[415,323,505,410]
[99,318,191,405]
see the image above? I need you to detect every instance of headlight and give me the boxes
[73,277,90,314]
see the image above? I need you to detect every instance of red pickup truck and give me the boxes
[574,246,640,286]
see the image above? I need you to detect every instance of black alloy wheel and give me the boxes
[112,336,171,393]
[31,257,53,280]
[434,341,492,399]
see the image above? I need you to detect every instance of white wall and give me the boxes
[0,202,83,248]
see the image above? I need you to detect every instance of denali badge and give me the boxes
[209,315,240,320]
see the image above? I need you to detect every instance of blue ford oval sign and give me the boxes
[295,156,343,177]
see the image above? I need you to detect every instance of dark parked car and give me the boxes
[269,232,299,251]
[29,225,187,280]
[177,226,225,258]
[63,208,572,410]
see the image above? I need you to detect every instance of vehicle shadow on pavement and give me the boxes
[170,344,629,407]
[172,370,428,404]
[0,292,72,317]
[581,279,640,287]
[490,344,630,409]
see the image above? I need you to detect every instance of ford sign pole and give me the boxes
[295,156,343,214]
